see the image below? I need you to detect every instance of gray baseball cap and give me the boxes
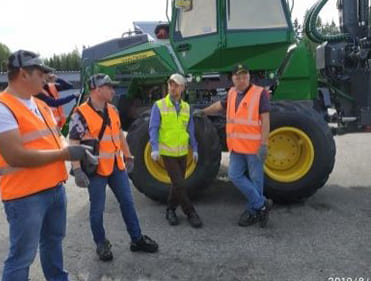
[7,50,54,73]
[88,73,119,89]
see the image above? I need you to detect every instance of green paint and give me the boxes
[82,0,319,103]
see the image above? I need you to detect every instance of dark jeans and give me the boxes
[87,165,142,245]
[162,155,195,216]
[2,184,68,281]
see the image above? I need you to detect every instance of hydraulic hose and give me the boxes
[304,0,323,43]
[304,0,350,43]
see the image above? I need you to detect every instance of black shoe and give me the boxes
[96,239,113,261]
[258,199,274,228]
[238,210,259,227]
[187,212,203,228]
[166,208,179,226]
[130,235,159,253]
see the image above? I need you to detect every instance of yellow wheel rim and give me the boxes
[264,127,314,183]
[143,142,197,184]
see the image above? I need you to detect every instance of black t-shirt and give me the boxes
[69,100,109,140]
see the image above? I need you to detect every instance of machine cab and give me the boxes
[170,0,295,74]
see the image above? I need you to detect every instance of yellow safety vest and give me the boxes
[156,94,190,157]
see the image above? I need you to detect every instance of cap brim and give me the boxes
[107,80,120,86]
[37,64,55,73]
[168,78,186,85]
[234,69,248,75]
[101,81,120,88]
[20,56,55,73]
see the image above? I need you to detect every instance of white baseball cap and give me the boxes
[168,73,186,85]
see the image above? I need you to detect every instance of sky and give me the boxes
[0,0,339,58]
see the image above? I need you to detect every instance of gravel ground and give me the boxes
[0,134,370,281]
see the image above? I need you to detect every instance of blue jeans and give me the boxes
[228,152,266,215]
[2,184,68,281]
[88,166,142,245]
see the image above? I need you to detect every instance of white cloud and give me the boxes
[0,0,339,57]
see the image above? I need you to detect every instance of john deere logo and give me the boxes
[98,51,156,67]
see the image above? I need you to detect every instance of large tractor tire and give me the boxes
[127,113,221,202]
[264,101,336,203]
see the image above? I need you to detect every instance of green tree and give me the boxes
[0,42,11,72]
[43,48,81,71]
[320,20,340,35]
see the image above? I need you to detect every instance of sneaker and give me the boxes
[258,199,274,228]
[166,208,179,226]
[130,235,159,253]
[238,210,259,227]
[96,239,113,261]
[187,212,203,228]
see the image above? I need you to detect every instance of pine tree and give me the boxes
[0,43,11,72]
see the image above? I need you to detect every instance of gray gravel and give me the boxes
[0,134,370,281]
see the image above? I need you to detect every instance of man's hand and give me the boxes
[73,168,90,188]
[47,73,57,83]
[124,156,134,173]
[151,151,160,161]
[193,109,205,117]
[193,152,199,163]
[258,144,268,162]
[64,145,98,163]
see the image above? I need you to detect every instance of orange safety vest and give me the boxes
[77,102,125,176]
[226,85,263,154]
[0,92,68,201]
[45,83,66,128]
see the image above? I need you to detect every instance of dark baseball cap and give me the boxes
[7,50,54,73]
[88,73,120,89]
[232,64,249,75]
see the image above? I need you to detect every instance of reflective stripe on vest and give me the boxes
[226,132,262,140]
[101,134,120,143]
[77,102,125,176]
[21,127,60,143]
[226,118,261,126]
[158,144,189,154]
[46,83,67,128]
[0,92,68,201]
[0,166,21,176]
[156,94,190,157]
[226,85,263,154]
[99,151,122,159]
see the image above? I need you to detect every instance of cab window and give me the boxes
[175,0,217,38]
